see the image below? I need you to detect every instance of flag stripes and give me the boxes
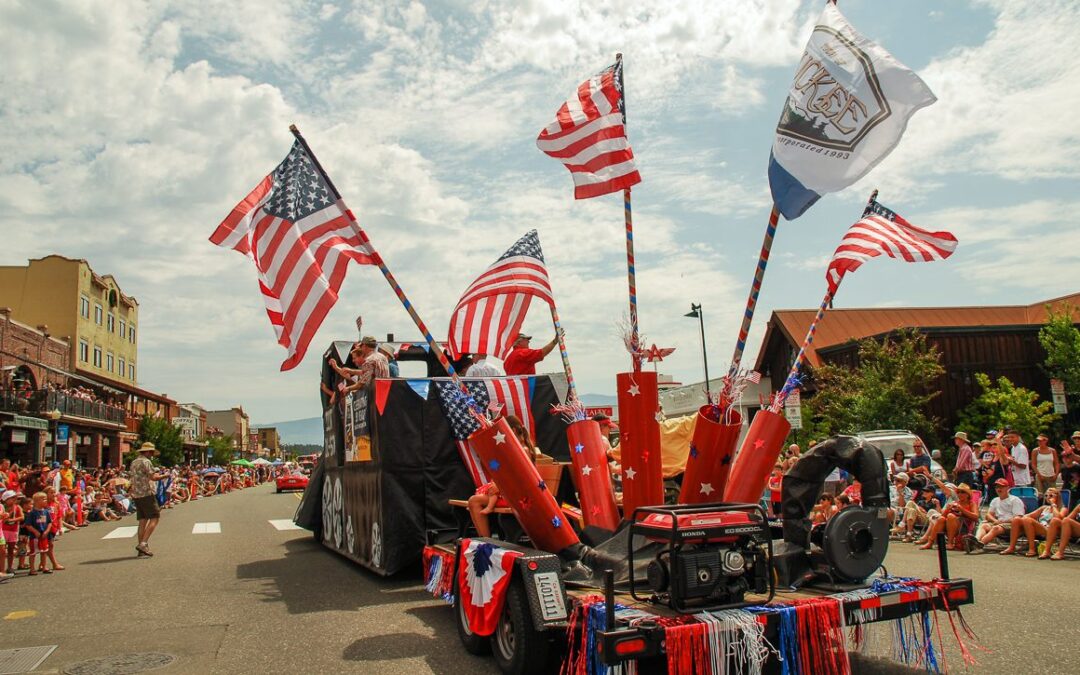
[210,140,377,370]
[537,62,641,200]
[826,202,958,294]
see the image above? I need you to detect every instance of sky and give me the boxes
[1,0,1078,424]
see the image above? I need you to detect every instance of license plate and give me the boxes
[532,571,567,621]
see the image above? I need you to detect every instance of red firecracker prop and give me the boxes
[723,409,791,504]
[678,406,743,504]
[566,420,620,531]
[616,371,664,518]
[469,417,581,555]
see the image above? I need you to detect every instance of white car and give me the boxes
[857,430,946,480]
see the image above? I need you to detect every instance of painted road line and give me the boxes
[269,519,302,531]
[192,522,222,534]
[102,526,139,540]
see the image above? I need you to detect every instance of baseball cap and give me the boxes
[1,489,16,501]
[985,429,998,438]
[994,478,1010,487]
[360,336,377,347]
[51,461,60,469]
[514,333,532,341]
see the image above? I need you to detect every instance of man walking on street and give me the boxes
[130,442,164,557]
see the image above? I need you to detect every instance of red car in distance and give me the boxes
[276,470,309,494]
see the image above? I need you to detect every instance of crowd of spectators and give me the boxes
[0,457,280,582]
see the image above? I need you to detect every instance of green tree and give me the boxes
[957,373,1057,444]
[805,329,945,445]
[1039,306,1080,427]
[137,415,185,467]
[204,435,237,464]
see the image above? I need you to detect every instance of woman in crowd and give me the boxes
[1041,501,1079,560]
[921,483,979,551]
[1003,487,1065,556]
[888,449,909,481]
[811,494,836,525]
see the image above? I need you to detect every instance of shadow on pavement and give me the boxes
[342,629,494,675]
[234,537,422,615]
[79,556,147,565]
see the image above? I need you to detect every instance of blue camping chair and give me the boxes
[1062,490,1072,511]
[1011,486,1038,513]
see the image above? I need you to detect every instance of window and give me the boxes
[106,352,114,373]
[118,358,126,378]
[93,346,102,368]
[79,340,89,362]
[80,296,90,318]
[129,325,136,344]
[94,304,103,325]
[129,364,135,380]
[107,313,115,333]
[119,319,126,337]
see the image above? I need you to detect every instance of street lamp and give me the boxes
[684,303,710,401]
[48,408,61,464]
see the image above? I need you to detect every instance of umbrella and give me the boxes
[231,459,255,467]
[252,458,273,466]
[271,459,284,465]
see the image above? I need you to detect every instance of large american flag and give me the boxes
[434,378,535,487]
[448,230,553,360]
[210,140,377,370]
[826,200,958,295]
[536,61,642,199]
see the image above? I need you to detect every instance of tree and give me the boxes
[957,373,1057,444]
[1039,306,1080,422]
[805,329,945,445]
[204,435,237,464]
[137,415,185,467]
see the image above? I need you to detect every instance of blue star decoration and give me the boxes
[574,443,584,454]
[488,459,500,472]
[537,479,547,490]
[551,516,562,528]
[689,444,699,459]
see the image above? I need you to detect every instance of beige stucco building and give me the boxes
[207,407,250,454]
[0,255,139,386]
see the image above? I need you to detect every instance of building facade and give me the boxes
[206,407,250,454]
[174,403,209,464]
[256,427,281,457]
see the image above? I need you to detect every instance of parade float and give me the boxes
[211,3,983,673]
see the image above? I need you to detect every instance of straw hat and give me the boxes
[137,441,159,455]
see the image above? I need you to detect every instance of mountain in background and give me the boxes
[255,392,616,445]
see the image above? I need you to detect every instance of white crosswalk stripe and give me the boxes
[269,519,302,531]
[102,526,139,540]
[192,522,221,534]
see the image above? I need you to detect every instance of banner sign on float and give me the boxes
[784,388,803,430]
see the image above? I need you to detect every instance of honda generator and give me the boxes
[629,503,774,612]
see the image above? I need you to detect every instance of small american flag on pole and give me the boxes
[210,140,377,370]
[826,200,958,295]
[434,378,535,487]
[536,61,642,199]
[448,230,553,360]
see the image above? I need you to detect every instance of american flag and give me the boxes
[448,230,553,360]
[210,140,377,370]
[826,200,958,295]
[434,378,535,487]
[536,61,642,199]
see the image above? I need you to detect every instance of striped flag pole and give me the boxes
[549,304,579,407]
[725,204,780,384]
[289,125,484,421]
[617,53,642,372]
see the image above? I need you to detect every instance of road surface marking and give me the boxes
[269,519,303,531]
[192,522,221,534]
[294,493,302,501]
[3,610,38,620]
[102,526,139,540]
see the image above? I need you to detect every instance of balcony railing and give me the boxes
[0,389,126,426]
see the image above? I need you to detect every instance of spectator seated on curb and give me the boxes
[920,483,979,551]
[1044,503,1080,560]
[968,479,1025,551]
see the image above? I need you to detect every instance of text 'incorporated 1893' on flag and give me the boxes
[448,230,553,361]
[537,61,642,199]
[210,140,377,371]
[768,3,937,220]
[826,199,958,295]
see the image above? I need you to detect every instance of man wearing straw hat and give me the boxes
[952,431,977,488]
[130,442,164,557]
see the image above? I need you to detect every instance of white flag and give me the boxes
[768,4,936,219]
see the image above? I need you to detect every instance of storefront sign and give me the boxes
[1051,378,1068,414]
[784,389,803,430]
[56,424,70,443]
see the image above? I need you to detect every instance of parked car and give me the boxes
[276,471,309,493]
[856,430,946,480]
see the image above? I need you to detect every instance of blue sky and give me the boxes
[1,0,1077,423]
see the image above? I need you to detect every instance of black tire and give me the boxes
[454,577,492,655]
[276,488,281,493]
[492,579,550,675]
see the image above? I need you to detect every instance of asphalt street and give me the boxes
[2,485,1076,674]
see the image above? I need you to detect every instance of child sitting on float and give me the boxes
[467,415,537,538]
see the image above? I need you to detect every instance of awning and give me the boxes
[3,414,50,431]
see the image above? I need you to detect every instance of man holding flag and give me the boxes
[503,332,560,377]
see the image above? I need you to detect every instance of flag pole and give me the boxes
[768,188,879,412]
[549,305,580,408]
[617,53,641,373]
[288,124,484,420]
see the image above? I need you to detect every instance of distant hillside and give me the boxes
[257,391,616,446]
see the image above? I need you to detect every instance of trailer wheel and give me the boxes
[454,584,492,655]
[492,580,549,675]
